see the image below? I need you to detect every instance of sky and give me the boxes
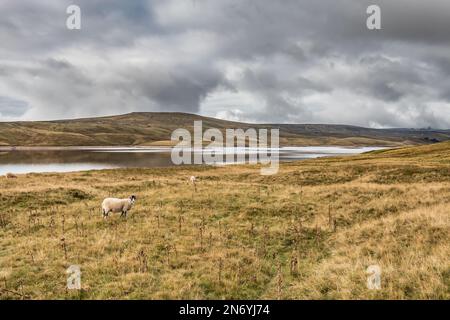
[0,0,450,128]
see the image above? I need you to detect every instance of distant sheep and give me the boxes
[190,176,197,192]
[5,173,17,179]
[102,195,136,219]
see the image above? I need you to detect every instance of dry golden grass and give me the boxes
[0,142,449,299]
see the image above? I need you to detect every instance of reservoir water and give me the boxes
[0,146,385,175]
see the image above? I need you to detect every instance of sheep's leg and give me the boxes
[121,211,126,218]
[103,209,109,219]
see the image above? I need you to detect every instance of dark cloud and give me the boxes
[0,0,449,128]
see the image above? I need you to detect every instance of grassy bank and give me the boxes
[0,142,449,299]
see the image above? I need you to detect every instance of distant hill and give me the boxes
[0,112,449,147]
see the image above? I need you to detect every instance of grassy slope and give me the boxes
[0,142,449,299]
[1,112,450,147]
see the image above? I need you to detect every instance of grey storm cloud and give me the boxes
[0,0,449,128]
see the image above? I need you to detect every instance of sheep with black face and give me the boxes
[101,195,136,219]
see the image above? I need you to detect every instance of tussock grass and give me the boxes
[0,142,449,299]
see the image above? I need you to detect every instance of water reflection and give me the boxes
[0,146,385,175]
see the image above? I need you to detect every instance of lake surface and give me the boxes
[0,146,385,175]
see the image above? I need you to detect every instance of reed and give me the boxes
[1,142,449,299]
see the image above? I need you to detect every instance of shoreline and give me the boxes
[0,145,172,151]
[0,145,391,151]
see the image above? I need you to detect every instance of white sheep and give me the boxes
[102,195,136,219]
[5,173,17,179]
[190,176,197,192]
